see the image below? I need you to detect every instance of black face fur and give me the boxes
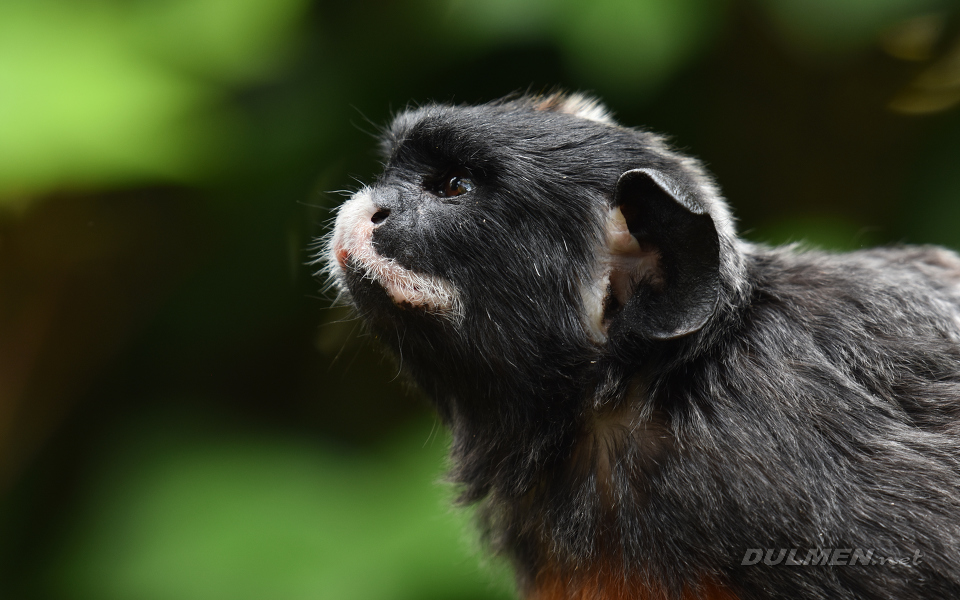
[323,93,960,600]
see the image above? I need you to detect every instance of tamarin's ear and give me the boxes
[615,168,721,341]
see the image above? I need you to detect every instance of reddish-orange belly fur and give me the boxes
[528,567,739,600]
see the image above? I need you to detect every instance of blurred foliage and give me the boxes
[43,415,512,600]
[759,0,946,53]
[0,0,309,207]
[1,0,960,599]
[449,0,729,95]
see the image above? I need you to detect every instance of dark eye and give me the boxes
[434,168,475,198]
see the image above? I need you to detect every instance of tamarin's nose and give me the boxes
[371,207,390,225]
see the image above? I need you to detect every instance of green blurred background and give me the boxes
[1,0,960,598]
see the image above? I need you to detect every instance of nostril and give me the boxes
[371,207,390,225]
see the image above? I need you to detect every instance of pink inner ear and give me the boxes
[583,207,662,342]
[606,207,662,306]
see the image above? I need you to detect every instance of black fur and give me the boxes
[323,94,960,599]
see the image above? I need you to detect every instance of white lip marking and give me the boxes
[325,188,463,320]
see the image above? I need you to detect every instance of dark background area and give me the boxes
[1,0,959,598]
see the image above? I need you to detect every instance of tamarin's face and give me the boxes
[324,94,732,404]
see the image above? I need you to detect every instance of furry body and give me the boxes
[324,94,960,599]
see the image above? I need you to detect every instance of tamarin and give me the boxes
[323,93,960,599]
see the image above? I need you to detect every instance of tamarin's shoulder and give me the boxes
[739,243,960,329]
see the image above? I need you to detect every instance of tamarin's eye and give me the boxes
[434,168,475,198]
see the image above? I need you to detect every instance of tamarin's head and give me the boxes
[323,94,745,419]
